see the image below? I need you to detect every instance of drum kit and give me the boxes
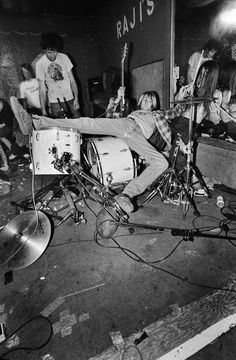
[0,124,139,270]
[0,95,214,270]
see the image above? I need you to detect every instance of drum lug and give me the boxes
[106,172,113,185]
[56,130,60,141]
[36,132,40,141]
[36,162,40,170]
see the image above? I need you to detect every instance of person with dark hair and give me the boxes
[19,63,41,115]
[219,60,236,140]
[187,38,221,84]
[35,31,80,119]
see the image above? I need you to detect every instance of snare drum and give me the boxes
[86,136,137,187]
[31,127,80,175]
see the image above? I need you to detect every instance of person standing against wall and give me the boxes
[35,31,81,118]
[19,63,41,115]
[187,39,221,84]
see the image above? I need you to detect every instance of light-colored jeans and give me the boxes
[33,117,168,198]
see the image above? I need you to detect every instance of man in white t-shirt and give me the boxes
[35,32,81,118]
[187,39,221,84]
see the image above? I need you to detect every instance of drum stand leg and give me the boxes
[140,165,201,217]
[11,175,86,227]
[140,137,211,218]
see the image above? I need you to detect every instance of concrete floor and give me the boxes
[1,157,236,360]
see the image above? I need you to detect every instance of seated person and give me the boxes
[218,60,236,140]
[173,60,222,141]
[19,63,42,115]
[170,60,222,192]
[33,90,187,213]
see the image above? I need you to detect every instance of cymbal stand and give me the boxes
[140,134,201,217]
[141,100,211,218]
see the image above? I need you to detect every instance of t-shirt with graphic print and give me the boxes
[36,52,73,103]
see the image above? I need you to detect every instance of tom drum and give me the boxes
[31,127,80,175]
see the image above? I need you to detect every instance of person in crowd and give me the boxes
[230,42,236,61]
[0,98,16,195]
[218,60,236,140]
[19,63,41,115]
[174,60,222,137]
[33,89,188,213]
[170,60,222,187]
[35,31,81,119]
[187,39,221,84]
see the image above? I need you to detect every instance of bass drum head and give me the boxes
[86,136,136,187]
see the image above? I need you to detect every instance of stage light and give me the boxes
[219,6,236,26]
[210,0,236,38]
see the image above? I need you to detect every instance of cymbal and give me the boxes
[171,97,215,104]
[0,211,51,270]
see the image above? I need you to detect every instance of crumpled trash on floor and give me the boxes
[0,178,11,196]
[203,176,222,190]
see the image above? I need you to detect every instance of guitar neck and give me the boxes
[121,62,125,106]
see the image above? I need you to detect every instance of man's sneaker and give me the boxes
[114,193,134,213]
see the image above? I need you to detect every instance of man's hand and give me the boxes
[176,83,194,100]
[73,98,80,110]
[117,87,125,102]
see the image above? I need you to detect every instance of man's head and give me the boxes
[138,91,160,111]
[204,39,221,59]
[40,32,63,61]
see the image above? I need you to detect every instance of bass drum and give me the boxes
[86,136,137,187]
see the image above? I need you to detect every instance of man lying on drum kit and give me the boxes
[33,89,187,214]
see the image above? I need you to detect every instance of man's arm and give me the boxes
[68,70,80,110]
[38,79,48,116]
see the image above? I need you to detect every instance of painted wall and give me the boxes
[0,14,101,115]
[95,0,173,108]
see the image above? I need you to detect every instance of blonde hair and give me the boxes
[137,91,160,110]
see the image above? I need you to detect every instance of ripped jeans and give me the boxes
[33,116,168,198]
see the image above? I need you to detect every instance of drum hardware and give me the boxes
[171,97,215,105]
[52,152,180,238]
[11,171,86,228]
[140,115,212,218]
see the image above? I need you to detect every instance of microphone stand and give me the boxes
[171,228,236,241]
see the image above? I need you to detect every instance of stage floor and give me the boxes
[1,159,236,360]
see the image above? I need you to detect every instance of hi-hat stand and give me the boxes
[140,97,213,218]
